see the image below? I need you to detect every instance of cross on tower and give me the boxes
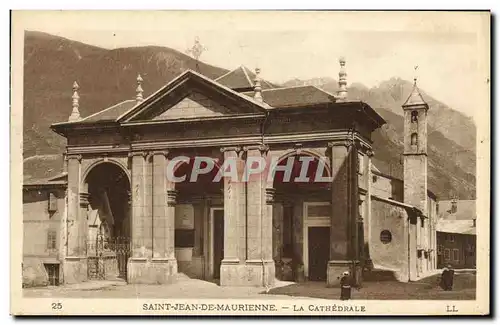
[186,36,207,71]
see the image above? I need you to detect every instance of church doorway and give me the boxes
[211,208,224,279]
[273,153,331,282]
[307,227,330,281]
[84,162,131,280]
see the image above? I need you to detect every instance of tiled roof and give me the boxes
[23,172,68,187]
[436,199,476,235]
[23,178,66,187]
[436,219,476,235]
[215,66,276,90]
[242,85,336,108]
[403,82,427,107]
[80,100,137,122]
[438,199,476,220]
[119,69,270,122]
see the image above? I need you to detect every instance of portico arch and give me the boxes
[83,161,132,280]
[271,150,332,282]
[81,158,131,189]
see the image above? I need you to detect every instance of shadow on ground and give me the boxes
[263,271,476,300]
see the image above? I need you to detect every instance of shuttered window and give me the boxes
[47,230,57,250]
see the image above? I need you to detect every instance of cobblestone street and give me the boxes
[23,272,475,300]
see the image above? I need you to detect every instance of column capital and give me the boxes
[265,188,276,204]
[220,146,241,153]
[327,139,354,148]
[366,149,375,157]
[65,153,82,162]
[151,150,170,157]
[167,189,178,207]
[79,192,90,208]
[242,144,269,153]
[128,151,149,158]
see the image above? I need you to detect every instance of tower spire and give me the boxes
[337,56,347,100]
[136,74,144,103]
[68,81,81,122]
[253,67,263,102]
[403,77,427,108]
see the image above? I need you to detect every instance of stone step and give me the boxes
[363,269,398,282]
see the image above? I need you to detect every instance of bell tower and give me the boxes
[402,78,429,212]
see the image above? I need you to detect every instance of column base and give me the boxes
[220,259,275,287]
[63,256,88,284]
[326,260,361,287]
[127,258,178,284]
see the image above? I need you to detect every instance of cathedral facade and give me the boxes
[24,58,437,287]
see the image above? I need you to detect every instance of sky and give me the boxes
[14,11,490,122]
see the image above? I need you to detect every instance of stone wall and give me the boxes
[369,199,408,281]
[23,187,65,286]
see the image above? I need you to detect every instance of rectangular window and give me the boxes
[44,264,60,286]
[444,248,450,261]
[47,230,57,250]
[452,249,460,262]
[174,229,195,248]
[48,192,57,213]
[306,204,331,218]
[447,234,455,243]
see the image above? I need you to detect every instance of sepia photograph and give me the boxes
[10,10,490,316]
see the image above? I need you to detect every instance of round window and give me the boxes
[380,230,392,244]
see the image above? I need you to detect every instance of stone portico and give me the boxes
[51,60,385,287]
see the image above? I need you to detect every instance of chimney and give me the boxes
[451,198,458,214]
[136,74,144,103]
[337,57,347,99]
[253,67,263,102]
[68,81,81,122]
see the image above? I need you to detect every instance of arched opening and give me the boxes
[173,157,223,196]
[411,133,418,146]
[411,110,418,123]
[272,153,331,282]
[170,156,223,280]
[85,162,131,280]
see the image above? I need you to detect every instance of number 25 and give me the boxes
[51,302,62,310]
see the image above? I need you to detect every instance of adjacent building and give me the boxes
[436,199,476,269]
[23,58,440,287]
[22,174,67,286]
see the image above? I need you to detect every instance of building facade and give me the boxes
[22,175,67,286]
[436,199,477,269]
[23,58,439,287]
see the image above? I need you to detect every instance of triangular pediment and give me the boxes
[119,69,269,123]
[153,92,232,120]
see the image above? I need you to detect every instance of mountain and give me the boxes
[300,77,477,152]
[287,77,476,199]
[22,31,475,199]
[23,31,227,158]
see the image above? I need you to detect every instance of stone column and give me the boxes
[150,151,178,283]
[327,140,359,286]
[128,151,151,283]
[220,147,243,285]
[243,146,274,287]
[63,154,87,284]
[272,197,283,278]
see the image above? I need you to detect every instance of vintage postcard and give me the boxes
[10,10,490,316]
